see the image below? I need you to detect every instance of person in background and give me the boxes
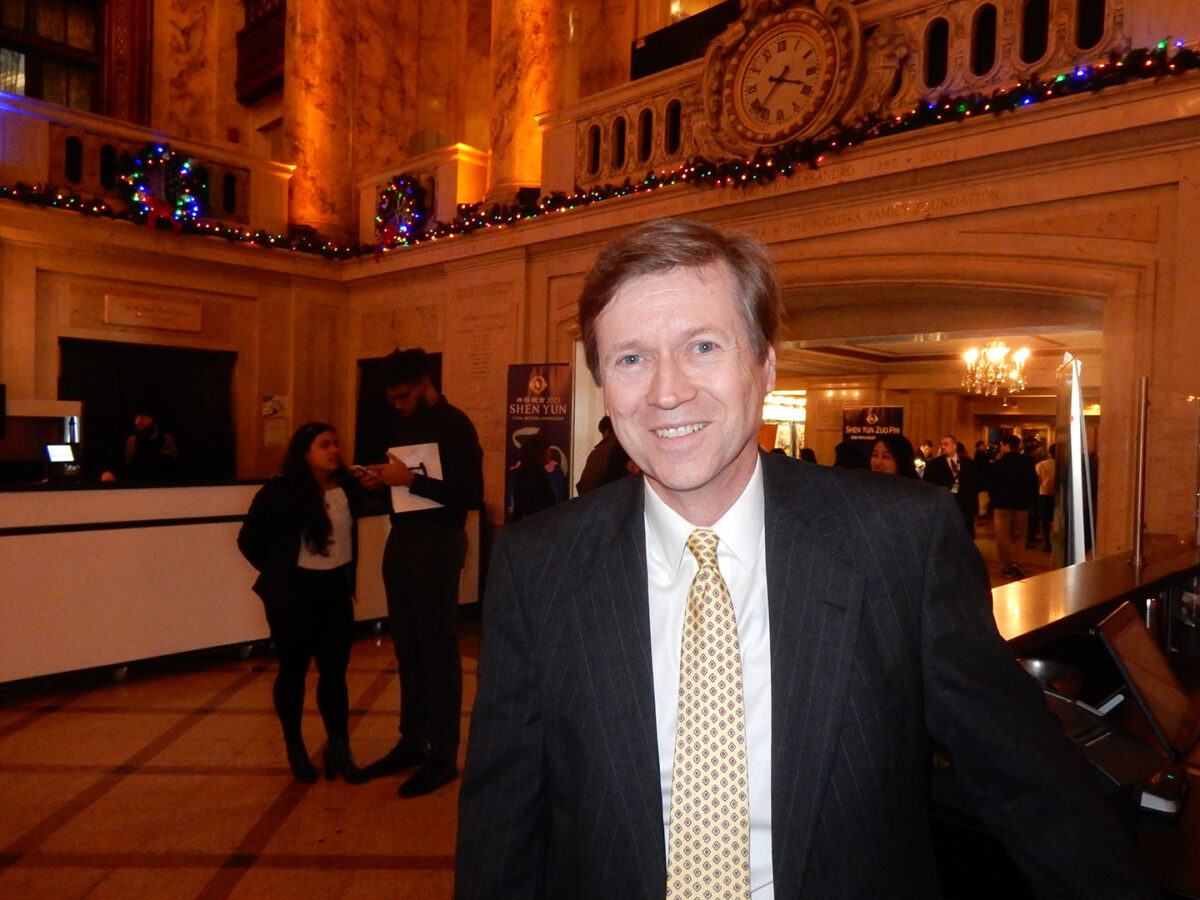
[1035,444,1057,551]
[923,434,980,537]
[237,423,374,784]
[798,447,817,464]
[919,438,936,462]
[576,415,618,494]
[868,434,919,478]
[974,439,992,518]
[100,410,180,482]
[989,434,1040,578]
[507,432,567,521]
[832,440,867,469]
[357,348,484,797]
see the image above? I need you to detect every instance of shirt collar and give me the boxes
[644,455,765,578]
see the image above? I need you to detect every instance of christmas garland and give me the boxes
[1,41,1196,260]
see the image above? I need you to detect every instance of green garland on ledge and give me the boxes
[1,41,1197,260]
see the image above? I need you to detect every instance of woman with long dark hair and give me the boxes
[869,434,920,479]
[238,422,373,783]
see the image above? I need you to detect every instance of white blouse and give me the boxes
[297,486,353,569]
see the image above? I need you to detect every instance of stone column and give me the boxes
[487,0,567,204]
[284,0,356,241]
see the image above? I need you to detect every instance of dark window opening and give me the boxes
[0,0,102,113]
[925,18,950,87]
[63,134,82,183]
[58,338,237,481]
[1021,0,1050,63]
[971,5,997,76]
[637,108,653,162]
[1076,0,1105,50]
[612,116,626,169]
[99,143,116,189]
[665,100,682,156]
[222,172,237,215]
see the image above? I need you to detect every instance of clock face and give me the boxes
[728,21,838,144]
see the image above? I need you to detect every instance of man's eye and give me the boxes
[619,354,641,365]
[695,341,715,353]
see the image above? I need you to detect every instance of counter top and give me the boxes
[993,535,1200,654]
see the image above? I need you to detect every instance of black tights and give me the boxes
[271,565,354,745]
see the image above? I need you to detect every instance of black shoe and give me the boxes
[1009,563,1025,578]
[324,737,369,784]
[360,741,427,779]
[397,760,458,798]
[286,742,319,783]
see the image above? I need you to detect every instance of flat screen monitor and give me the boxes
[1095,601,1200,762]
[46,444,74,463]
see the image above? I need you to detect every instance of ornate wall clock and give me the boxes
[703,1,863,154]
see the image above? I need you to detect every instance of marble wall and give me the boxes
[150,0,250,149]
[284,0,356,239]
[488,0,568,201]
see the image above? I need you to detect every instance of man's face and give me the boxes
[939,436,957,457]
[386,381,425,418]
[133,414,155,434]
[594,262,775,523]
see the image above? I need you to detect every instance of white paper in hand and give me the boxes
[388,443,444,512]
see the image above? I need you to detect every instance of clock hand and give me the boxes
[769,75,812,86]
[761,64,789,105]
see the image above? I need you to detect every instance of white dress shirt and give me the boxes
[644,459,774,898]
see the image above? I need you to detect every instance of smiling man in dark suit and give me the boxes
[455,218,1155,899]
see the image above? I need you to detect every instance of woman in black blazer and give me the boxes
[238,422,375,783]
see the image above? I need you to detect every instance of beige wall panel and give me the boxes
[1142,150,1200,546]
[291,290,342,429]
[443,280,518,524]
[1,242,39,398]
[548,272,586,366]
[358,300,445,358]
[251,281,296,473]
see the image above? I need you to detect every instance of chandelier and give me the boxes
[962,340,1030,396]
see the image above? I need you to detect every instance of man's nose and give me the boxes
[645,357,696,409]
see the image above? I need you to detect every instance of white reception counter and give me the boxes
[0,483,395,684]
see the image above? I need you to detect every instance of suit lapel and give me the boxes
[762,456,865,899]
[570,478,666,888]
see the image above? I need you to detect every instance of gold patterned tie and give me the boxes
[666,529,750,900]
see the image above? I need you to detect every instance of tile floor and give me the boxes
[0,622,480,899]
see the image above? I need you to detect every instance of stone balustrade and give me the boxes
[0,92,293,234]
[539,0,1128,195]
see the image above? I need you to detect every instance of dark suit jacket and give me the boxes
[456,453,1154,899]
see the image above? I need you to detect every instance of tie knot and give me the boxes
[685,528,720,569]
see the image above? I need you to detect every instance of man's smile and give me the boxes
[655,423,708,439]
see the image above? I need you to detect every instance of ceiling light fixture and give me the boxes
[962,339,1030,396]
